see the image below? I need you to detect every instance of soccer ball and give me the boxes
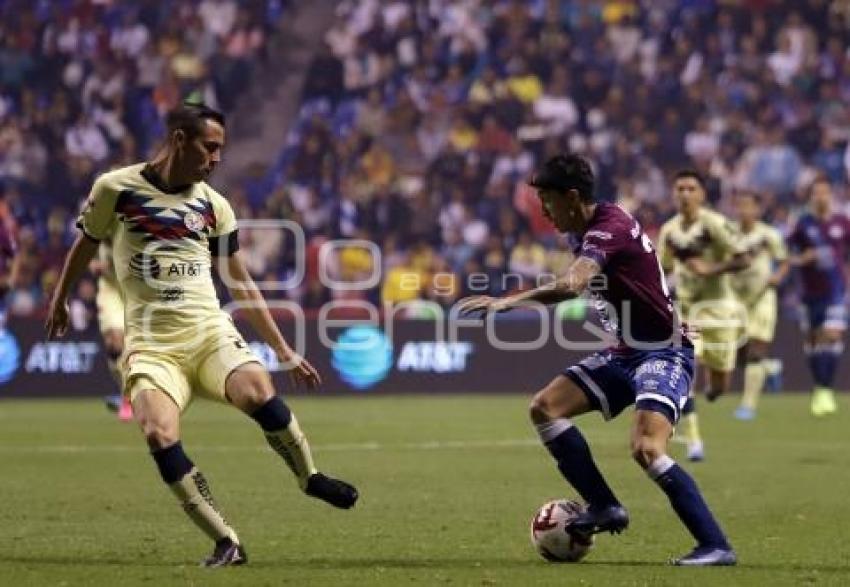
[530,499,594,562]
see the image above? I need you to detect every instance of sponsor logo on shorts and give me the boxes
[635,360,667,378]
[641,378,659,391]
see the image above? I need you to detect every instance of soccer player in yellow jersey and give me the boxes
[46,103,358,567]
[657,170,748,461]
[729,192,790,420]
[93,238,134,421]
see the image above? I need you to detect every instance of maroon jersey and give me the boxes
[788,212,850,302]
[576,203,684,347]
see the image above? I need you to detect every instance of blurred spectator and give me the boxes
[8,0,850,318]
[509,231,546,288]
[381,251,423,306]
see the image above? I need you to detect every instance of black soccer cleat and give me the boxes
[305,473,359,509]
[200,538,247,568]
[671,545,737,566]
[566,504,630,538]
[103,394,122,413]
[705,387,724,402]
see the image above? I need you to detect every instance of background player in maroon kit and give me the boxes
[459,154,735,566]
[788,177,850,416]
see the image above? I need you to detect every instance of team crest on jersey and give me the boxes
[184,210,206,233]
[829,225,844,240]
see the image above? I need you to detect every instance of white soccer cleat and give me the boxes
[686,440,704,462]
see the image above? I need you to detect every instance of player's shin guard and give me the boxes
[647,455,729,549]
[536,419,620,509]
[740,359,767,411]
[250,397,318,489]
[152,442,239,544]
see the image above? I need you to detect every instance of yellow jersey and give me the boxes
[77,163,239,353]
[657,208,744,306]
[729,221,788,306]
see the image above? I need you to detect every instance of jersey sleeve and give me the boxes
[578,222,623,270]
[768,226,788,261]
[208,191,239,256]
[76,176,120,241]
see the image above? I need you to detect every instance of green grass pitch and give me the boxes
[0,394,847,586]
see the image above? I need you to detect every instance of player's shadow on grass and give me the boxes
[253,557,850,574]
[250,557,542,570]
[4,555,850,575]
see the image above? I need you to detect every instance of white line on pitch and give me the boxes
[0,438,540,454]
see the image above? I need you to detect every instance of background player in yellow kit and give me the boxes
[657,170,748,461]
[93,238,133,421]
[729,192,790,421]
[46,103,358,567]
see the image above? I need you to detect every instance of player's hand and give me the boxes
[45,299,70,340]
[457,295,509,316]
[279,348,322,390]
[684,258,715,277]
[791,249,817,267]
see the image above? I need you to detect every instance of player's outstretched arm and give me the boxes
[45,234,100,339]
[221,251,321,389]
[458,256,600,315]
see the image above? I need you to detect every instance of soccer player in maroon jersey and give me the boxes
[459,154,735,566]
[788,177,850,416]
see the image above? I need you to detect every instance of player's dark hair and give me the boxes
[529,154,596,202]
[165,102,225,139]
[807,175,831,197]
[673,169,706,189]
[736,190,762,205]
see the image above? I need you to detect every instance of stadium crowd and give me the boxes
[0,0,285,317]
[3,0,850,319]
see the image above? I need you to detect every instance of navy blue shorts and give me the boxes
[563,346,695,425]
[800,300,847,331]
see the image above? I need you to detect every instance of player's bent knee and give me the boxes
[746,343,767,362]
[630,437,664,469]
[140,419,179,450]
[226,368,275,413]
[528,394,554,424]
